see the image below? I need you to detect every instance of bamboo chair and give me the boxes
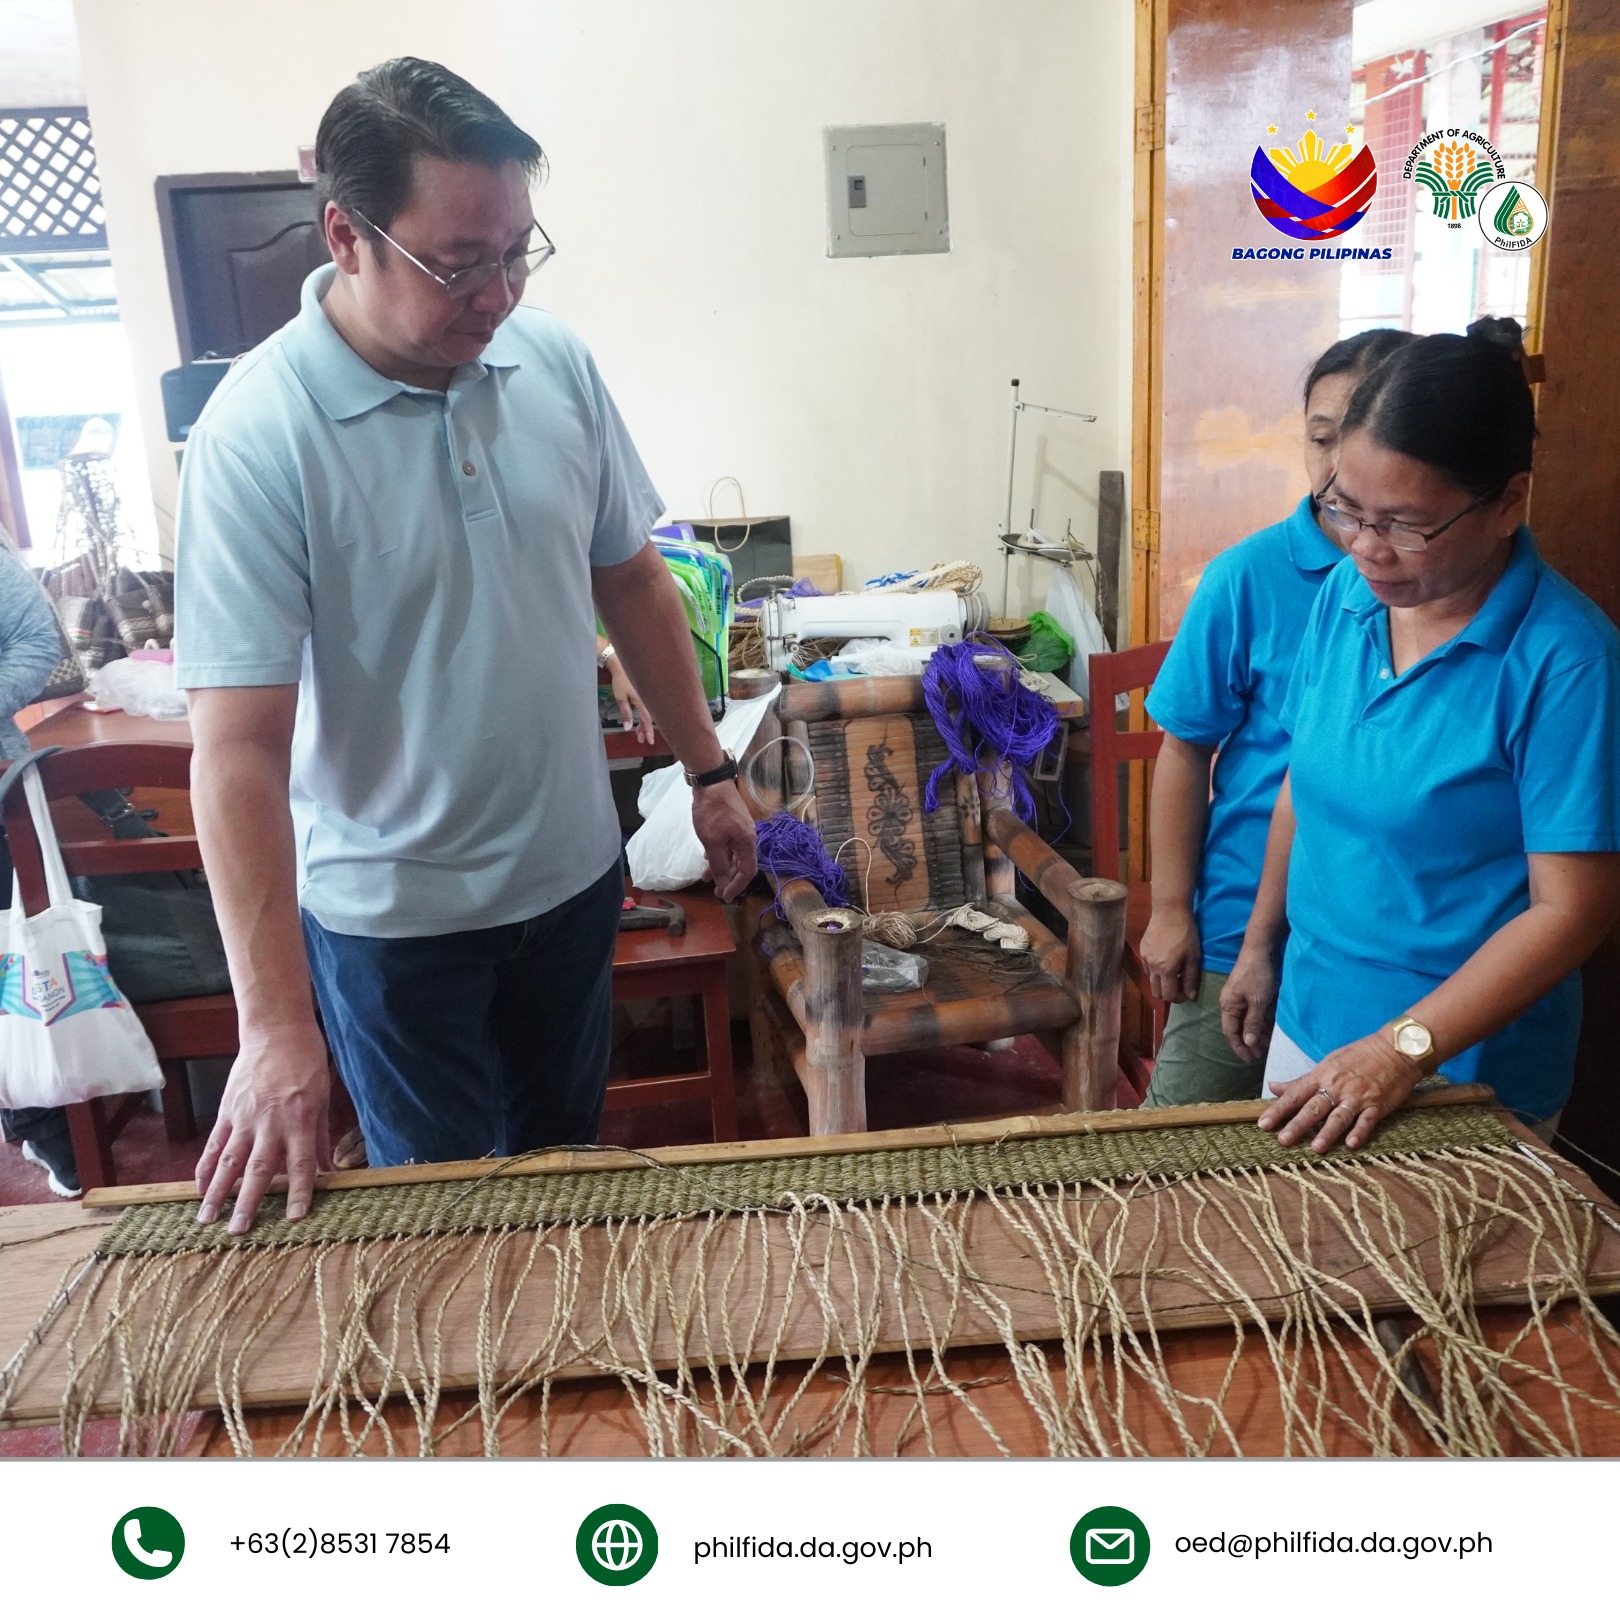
[3,741,234,1191]
[1087,641,1173,1091]
[743,676,1127,1135]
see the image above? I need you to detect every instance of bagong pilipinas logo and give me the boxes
[1250,111,1377,241]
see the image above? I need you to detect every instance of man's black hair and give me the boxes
[314,57,544,242]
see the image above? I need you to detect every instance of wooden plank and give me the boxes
[183,1302,1620,1458]
[11,1130,1620,1429]
[1096,469,1125,649]
[82,1087,1499,1209]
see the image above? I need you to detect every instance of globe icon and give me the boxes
[591,1519,643,1572]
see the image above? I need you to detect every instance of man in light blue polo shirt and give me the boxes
[175,60,756,1234]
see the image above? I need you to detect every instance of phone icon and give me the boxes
[111,1508,185,1580]
[125,1520,173,1568]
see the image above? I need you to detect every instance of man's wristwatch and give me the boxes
[683,749,738,789]
[596,642,615,668]
[1388,1015,1437,1075]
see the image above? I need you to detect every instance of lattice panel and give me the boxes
[0,110,107,252]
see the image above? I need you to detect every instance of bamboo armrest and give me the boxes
[774,876,832,939]
[983,804,1091,919]
[774,878,862,958]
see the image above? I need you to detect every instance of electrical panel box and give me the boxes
[823,123,948,259]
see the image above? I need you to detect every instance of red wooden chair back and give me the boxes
[1088,641,1172,881]
[4,743,201,907]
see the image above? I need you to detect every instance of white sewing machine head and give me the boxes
[760,589,987,673]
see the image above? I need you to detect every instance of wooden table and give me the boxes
[24,695,667,759]
[609,885,738,1140]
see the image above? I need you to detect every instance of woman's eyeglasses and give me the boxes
[351,211,555,301]
[1319,493,1489,553]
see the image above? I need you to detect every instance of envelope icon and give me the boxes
[1085,1528,1135,1565]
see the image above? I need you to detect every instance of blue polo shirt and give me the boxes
[1145,496,1343,972]
[1277,530,1620,1119]
[174,265,663,938]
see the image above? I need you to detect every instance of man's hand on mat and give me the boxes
[1219,946,1277,1062]
[1258,1035,1425,1152]
[693,780,760,901]
[196,1028,333,1234]
[1141,906,1202,1003]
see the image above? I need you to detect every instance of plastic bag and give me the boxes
[0,757,164,1109]
[1043,567,1115,703]
[626,692,777,889]
[1018,611,1076,674]
[830,638,927,677]
[860,939,928,992]
[88,655,188,720]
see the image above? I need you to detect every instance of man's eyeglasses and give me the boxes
[351,211,555,300]
[1319,492,1490,553]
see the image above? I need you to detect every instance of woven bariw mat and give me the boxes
[8,1100,1620,1460]
[101,1103,1518,1258]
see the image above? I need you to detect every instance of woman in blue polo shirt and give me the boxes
[1139,328,1415,1106]
[1221,321,1620,1148]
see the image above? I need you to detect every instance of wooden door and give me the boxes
[1134,0,1354,643]
[154,172,329,362]
[1524,0,1620,1201]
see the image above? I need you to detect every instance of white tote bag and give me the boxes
[0,755,163,1109]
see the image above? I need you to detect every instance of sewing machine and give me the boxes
[760,588,986,673]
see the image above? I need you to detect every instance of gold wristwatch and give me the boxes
[1388,1015,1437,1075]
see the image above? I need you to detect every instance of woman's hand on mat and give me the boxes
[195,1027,333,1234]
[1258,1034,1425,1152]
[693,780,760,901]
[607,657,657,747]
[1141,906,1202,1003]
[1219,945,1277,1062]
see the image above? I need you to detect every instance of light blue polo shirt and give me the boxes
[1145,496,1343,972]
[174,265,663,938]
[1277,530,1620,1119]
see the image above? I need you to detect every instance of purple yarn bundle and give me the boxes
[922,640,1062,823]
[755,811,850,912]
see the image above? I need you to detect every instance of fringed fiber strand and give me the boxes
[7,1112,1620,1459]
[755,811,849,912]
[922,640,1061,823]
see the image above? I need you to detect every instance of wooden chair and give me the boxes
[743,676,1127,1135]
[1087,641,1173,1091]
[2,741,234,1191]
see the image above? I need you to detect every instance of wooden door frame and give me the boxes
[1130,0,1166,653]
[1525,0,1567,365]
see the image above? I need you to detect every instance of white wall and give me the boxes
[0,0,83,106]
[72,0,1132,612]
[72,0,507,553]
[502,0,1131,604]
